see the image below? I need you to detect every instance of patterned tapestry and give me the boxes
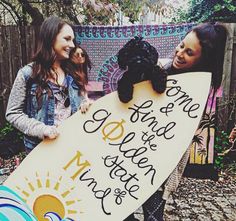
[74,24,195,93]
[74,23,219,179]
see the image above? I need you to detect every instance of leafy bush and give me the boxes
[0,123,24,159]
[214,130,229,169]
[214,129,236,173]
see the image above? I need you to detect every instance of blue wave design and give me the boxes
[0,185,37,221]
[45,212,75,221]
[0,186,75,221]
[44,212,61,221]
[0,213,9,221]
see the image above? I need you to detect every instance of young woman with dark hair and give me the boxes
[5,16,91,152]
[68,44,93,113]
[70,45,92,86]
[125,22,228,221]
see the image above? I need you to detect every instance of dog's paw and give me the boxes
[117,78,134,103]
[151,65,167,94]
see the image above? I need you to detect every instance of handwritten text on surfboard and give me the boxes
[63,79,201,215]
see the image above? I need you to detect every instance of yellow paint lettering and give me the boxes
[63,151,91,180]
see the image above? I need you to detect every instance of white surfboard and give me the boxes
[4,72,211,221]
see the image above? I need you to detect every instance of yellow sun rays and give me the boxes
[15,171,83,220]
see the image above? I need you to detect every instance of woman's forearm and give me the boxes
[5,70,47,139]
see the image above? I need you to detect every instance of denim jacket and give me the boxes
[6,63,85,149]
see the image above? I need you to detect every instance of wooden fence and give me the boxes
[217,23,236,132]
[0,24,236,132]
[0,25,37,126]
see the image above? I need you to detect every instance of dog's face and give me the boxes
[117,37,166,103]
[117,36,158,71]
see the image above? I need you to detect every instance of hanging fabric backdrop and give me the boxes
[74,23,219,180]
[74,24,195,93]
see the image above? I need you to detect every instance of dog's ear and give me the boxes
[117,72,134,103]
[117,47,128,69]
[149,45,159,65]
[117,36,143,69]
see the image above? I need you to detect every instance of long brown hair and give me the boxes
[68,45,92,91]
[166,23,228,113]
[192,23,228,91]
[167,22,228,92]
[31,16,71,87]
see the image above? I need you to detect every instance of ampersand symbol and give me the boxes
[114,188,126,205]
[160,103,174,116]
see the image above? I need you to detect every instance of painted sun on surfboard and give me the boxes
[16,172,82,221]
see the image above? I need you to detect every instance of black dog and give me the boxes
[117,36,167,103]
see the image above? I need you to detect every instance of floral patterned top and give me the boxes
[48,79,72,126]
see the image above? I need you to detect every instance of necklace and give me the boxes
[59,86,70,108]
[49,68,70,107]
[50,68,65,86]
[50,79,70,108]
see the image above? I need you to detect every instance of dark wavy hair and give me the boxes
[68,45,92,91]
[117,36,158,71]
[165,23,228,112]
[166,23,227,91]
[31,16,71,84]
[168,23,228,91]
[192,23,227,91]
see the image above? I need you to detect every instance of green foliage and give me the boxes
[0,122,25,159]
[0,122,23,142]
[118,0,144,23]
[174,0,236,23]
[81,1,117,25]
[0,0,119,25]
[2,0,160,26]
[214,130,230,170]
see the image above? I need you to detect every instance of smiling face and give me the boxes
[172,31,202,70]
[53,24,75,60]
[71,47,86,65]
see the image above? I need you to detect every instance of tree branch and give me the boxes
[0,0,23,25]
[17,0,44,25]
